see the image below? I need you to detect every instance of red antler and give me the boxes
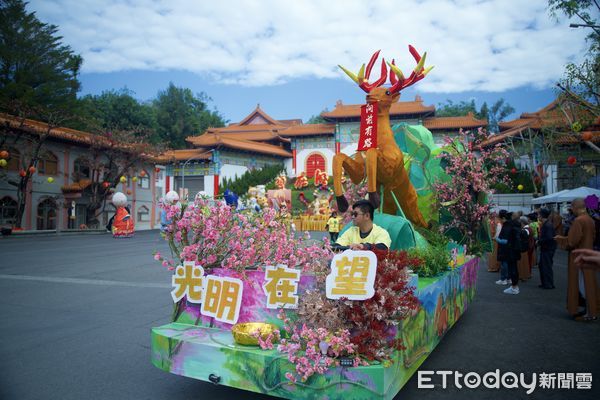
[388,45,433,94]
[338,50,388,93]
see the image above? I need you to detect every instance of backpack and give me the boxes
[519,229,530,253]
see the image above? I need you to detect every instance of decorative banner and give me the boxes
[201,275,243,324]
[262,264,301,309]
[171,262,205,303]
[357,102,378,151]
[326,250,377,300]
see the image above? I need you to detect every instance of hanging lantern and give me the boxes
[132,176,138,182]
[126,189,132,195]
[0,159,6,168]
[510,168,517,174]
[28,166,36,174]
[19,170,26,177]
[567,156,577,166]
[119,176,127,183]
[0,150,8,159]
[155,167,160,173]
[139,170,146,177]
[582,131,592,141]
[517,184,524,191]
[47,177,54,183]
[102,182,110,188]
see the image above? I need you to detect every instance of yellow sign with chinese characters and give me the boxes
[262,264,301,309]
[171,262,205,303]
[325,250,377,300]
[201,275,243,324]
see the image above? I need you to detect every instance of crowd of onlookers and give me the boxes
[488,198,599,322]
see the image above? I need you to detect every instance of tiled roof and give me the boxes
[236,105,281,126]
[160,149,213,162]
[423,113,487,130]
[0,113,104,146]
[0,113,160,161]
[216,137,292,157]
[498,99,587,131]
[280,123,335,137]
[479,124,532,147]
[187,131,290,146]
[554,130,600,145]
[322,98,435,119]
[61,179,92,193]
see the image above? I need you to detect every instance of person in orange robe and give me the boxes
[555,198,597,321]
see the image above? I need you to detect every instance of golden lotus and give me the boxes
[232,322,278,346]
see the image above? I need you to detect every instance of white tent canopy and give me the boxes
[554,187,600,203]
[531,189,571,205]
[532,187,600,204]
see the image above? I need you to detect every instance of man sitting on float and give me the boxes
[333,199,391,251]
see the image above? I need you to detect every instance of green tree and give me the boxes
[0,0,82,118]
[0,0,82,228]
[549,0,599,116]
[306,108,328,124]
[152,83,226,149]
[74,88,157,141]
[436,98,514,133]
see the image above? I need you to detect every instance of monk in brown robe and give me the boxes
[555,198,597,320]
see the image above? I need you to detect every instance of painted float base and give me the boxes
[151,257,479,399]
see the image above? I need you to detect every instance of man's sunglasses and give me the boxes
[351,212,365,218]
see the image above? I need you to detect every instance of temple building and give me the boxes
[164,96,487,198]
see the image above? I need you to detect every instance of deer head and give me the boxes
[338,46,434,104]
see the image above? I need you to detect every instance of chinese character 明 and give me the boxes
[171,262,204,303]
[263,265,301,309]
[201,275,243,324]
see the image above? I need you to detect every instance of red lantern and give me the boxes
[582,131,592,141]
[510,168,517,174]
[139,170,146,177]
[28,166,36,174]
[0,150,8,159]
[154,167,160,173]
[567,156,577,165]
[126,189,132,195]
[102,182,110,188]
[19,169,26,177]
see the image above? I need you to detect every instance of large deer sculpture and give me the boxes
[333,46,433,228]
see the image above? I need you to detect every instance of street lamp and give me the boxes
[180,155,198,201]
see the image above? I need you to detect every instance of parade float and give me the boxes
[151,47,509,399]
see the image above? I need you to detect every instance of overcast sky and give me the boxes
[28,0,590,122]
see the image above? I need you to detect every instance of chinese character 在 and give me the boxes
[171,262,205,303]
[262,265,301,309]
[201,275,244,324]
[326,250,377,300]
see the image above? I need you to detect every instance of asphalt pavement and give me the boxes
[0,230,598,400]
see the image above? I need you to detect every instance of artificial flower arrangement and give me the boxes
[154,196,423,384]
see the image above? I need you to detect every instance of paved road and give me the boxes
[0,231,598,400]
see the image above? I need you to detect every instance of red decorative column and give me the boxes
[292,149,296,172]
[213,175,219,198]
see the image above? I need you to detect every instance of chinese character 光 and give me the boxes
[171,262,204,303]
[263,265,301,309]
